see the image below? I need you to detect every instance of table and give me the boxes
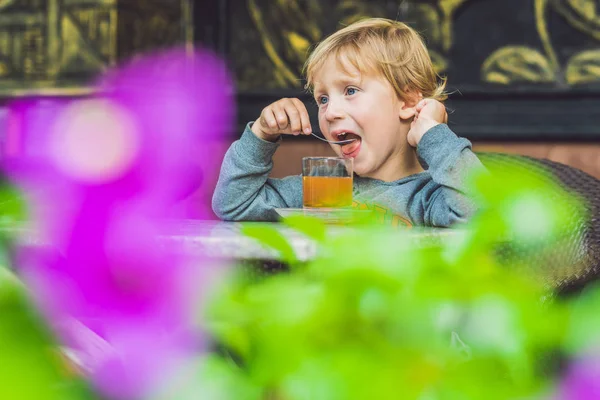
[3,219,463,262]
[157,220,462,261]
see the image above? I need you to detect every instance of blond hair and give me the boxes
[304,18,447,102]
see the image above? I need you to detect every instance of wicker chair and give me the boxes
[477,152,600,296]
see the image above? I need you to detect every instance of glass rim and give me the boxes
[302,156,350,161]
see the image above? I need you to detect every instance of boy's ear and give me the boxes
[398,104,417,120]
[398,91,422,120]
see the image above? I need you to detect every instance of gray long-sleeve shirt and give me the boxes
[212,123,486,227]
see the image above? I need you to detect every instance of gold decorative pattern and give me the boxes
[246,0,386,89]
[437,0,469,52]
[565,49,600,84]
[0,0,192,96]
[242,0,600,89]
[481,46,556,84]
[550,0,600,40]
[244,0,468,88]
[482,0,600,85]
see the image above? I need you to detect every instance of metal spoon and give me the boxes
[310,132,357,146]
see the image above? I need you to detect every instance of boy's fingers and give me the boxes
[260,98,313,135]
[292,98,312,134]
[261,108,278,130]
[284,103,302,134]
[271,104,289,130]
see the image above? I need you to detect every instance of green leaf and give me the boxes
[564,283,600,354]
[241,223,297,264]
[281,215,326,242]
[0,269,95,400]
[0,182,28,228]
[151,355,262,400]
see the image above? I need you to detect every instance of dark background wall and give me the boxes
[0,1,597,178]
[195,0,600,179]
[196,0,600,141]
[0,0,191,95]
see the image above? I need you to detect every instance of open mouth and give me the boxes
[336,132,362,157]
[335,131,361,142]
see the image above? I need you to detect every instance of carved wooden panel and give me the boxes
[0,0,192,95]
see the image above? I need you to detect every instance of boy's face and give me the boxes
[312,55,415,181]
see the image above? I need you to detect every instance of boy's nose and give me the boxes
[324,99,345,121]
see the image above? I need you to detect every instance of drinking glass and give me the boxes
[302,157,353,208]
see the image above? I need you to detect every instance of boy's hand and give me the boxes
[407,99,448,147]
[251,98,312,142]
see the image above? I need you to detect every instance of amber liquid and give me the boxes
[302,176,352,208]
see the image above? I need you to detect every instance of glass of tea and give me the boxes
[302,157,353,208]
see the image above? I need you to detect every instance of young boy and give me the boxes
[212,18,485,227]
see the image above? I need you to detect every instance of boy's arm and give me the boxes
[211,123,302,221]
[412,124,486,227]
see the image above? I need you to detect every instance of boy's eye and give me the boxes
[318,96,328,105]
[346,87,357,95]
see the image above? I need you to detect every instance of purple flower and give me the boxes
[3,48,234,399]
[557,350,600,400]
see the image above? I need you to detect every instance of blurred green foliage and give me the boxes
[1,160,598,399]
[0,180,27,271]
[0,268,97,400]
[0,175,96,399]
[203,161,599,400]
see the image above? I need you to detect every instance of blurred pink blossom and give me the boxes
[2,48,233,399]
[557,351,600,400]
